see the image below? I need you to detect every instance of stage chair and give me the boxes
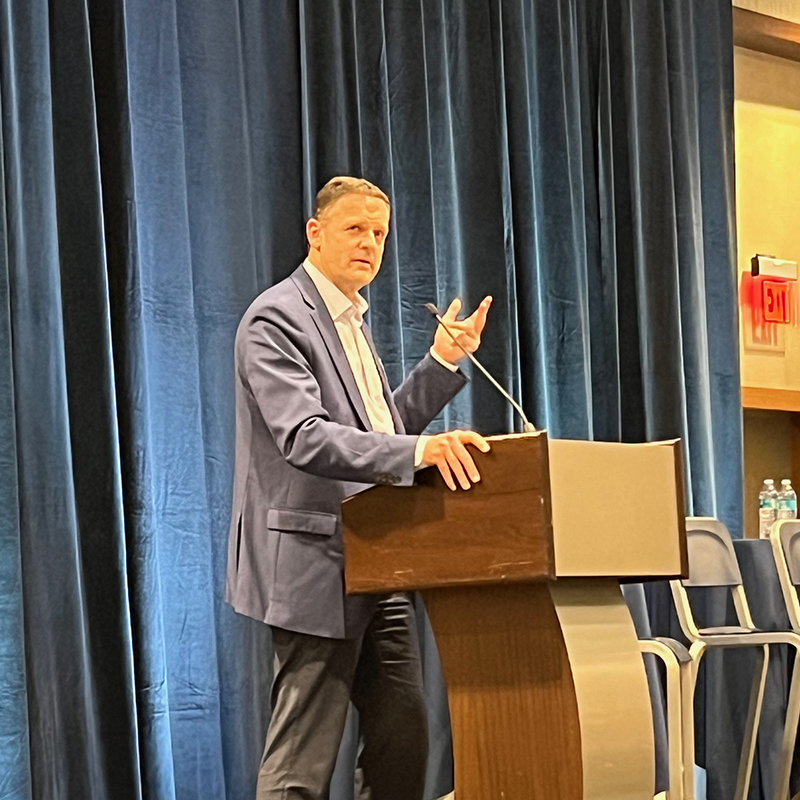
[672,517,800,800]
[768,519,800,799]
[624,582,695,800]
[770,520,800,631]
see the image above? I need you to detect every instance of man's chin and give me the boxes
[351,263,379,283]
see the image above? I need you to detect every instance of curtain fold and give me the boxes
[0,28,32,800]
[0,1,740,799]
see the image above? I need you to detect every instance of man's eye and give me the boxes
[375,231,384,240]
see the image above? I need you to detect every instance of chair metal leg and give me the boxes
[734,645,770,800]
[681,641,709,800]
[663,654,685,800]
[640,640,686,800]
[680,650,700,800]
[774,652,800,800]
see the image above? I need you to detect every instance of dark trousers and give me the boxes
[256,594,429,800]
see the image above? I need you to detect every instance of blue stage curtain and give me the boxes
[0,1,739,798]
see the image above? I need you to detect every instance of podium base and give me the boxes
[424,579,654,800]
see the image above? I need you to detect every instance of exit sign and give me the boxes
[740,258,798,353]
[763,280,791,323]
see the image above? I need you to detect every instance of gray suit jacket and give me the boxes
[225,265,468,638]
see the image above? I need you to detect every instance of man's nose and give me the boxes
[358,232,377,249]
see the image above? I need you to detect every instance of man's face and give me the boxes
[306,192,391,299]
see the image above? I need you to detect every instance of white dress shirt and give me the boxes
[303,260,456,466]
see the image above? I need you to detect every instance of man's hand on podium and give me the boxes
[421,430,490,491]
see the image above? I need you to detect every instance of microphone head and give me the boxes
[423,302,441,317]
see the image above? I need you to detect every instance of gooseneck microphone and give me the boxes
[424,302,536,433]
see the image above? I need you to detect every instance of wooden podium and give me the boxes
[342,431,686,800]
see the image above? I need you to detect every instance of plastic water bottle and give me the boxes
[759,479,779,538]
[778,479,798,521]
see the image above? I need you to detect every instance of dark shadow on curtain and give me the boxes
[0,0,740,798]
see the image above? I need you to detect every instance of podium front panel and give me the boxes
[343,432,553,593]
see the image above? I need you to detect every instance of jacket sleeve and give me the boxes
[392,352,469,435]
[240,311,417,486]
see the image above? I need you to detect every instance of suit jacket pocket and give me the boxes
[266,507,338,536]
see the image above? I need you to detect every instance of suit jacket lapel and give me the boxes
[361,321,405,434]
[290,267,373,432]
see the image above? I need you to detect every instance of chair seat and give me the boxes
[699,625,760,635]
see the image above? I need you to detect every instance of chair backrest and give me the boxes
[672,517,755,636]
[778,520,800,586]
[771,520,800,632]
[682,517,743,588]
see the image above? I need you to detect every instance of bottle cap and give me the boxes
[783,479,792,486]
[765,479,775,484]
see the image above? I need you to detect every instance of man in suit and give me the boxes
[225,176,491,800]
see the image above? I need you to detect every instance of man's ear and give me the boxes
[306,217,322,250]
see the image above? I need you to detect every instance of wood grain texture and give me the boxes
[734,6,800,62]
[343,433,553,593]
[742,385,800,411]
[424,583,583,800]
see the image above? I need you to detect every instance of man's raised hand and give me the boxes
[431,296,492,365]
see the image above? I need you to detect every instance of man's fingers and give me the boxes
[426,430,490,489]
[447,296,491,343]
[472,295,492,335]
[457,298,490,341]
[451,439,479,482]
[436,461,457,491]
[458,430,491,453]
[443,317,474,333]
[442,297,461,322]
[445,449,471,490]
[463,295,491,322]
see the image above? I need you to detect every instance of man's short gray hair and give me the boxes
[314,176,390,218]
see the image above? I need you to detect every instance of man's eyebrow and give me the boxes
[339,215,388,228]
